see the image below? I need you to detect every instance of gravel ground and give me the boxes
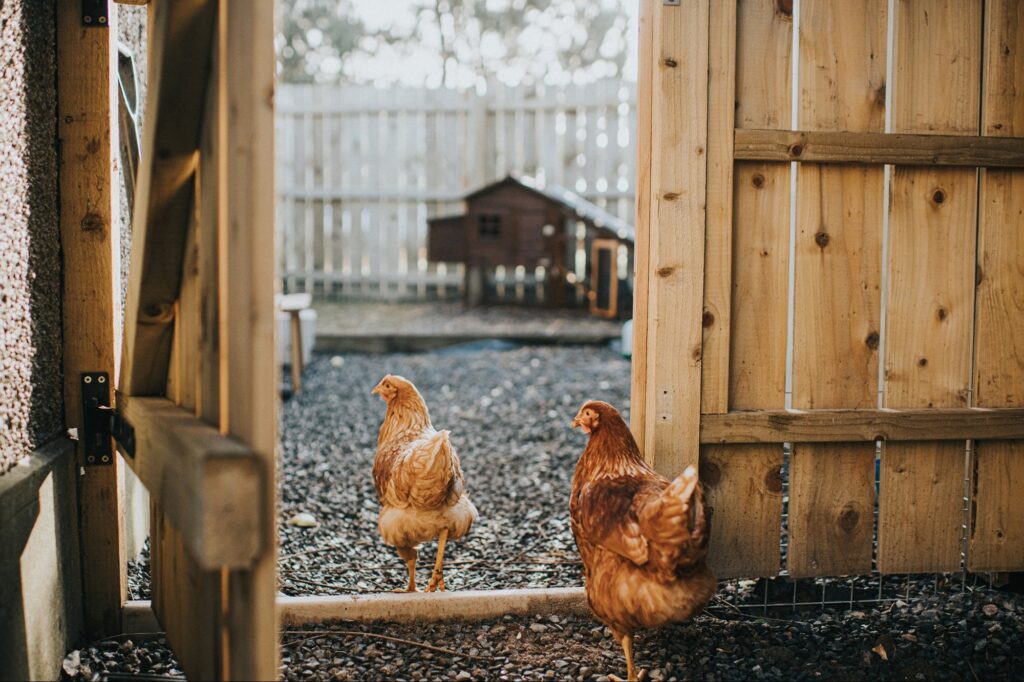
[77,344,1024,680]
[64,582,1024,681]
[276,344,630,595]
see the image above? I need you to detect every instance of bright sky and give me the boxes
[336,0,639,88]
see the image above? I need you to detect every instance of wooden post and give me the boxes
[219,2,279,678]
[634,0,710,476]
[56,0,127,636]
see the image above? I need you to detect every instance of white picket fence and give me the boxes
[276,80,637,300]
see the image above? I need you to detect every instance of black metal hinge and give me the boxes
[81,372,135,464]
[82,0,109,27]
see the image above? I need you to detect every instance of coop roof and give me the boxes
[464,175,636,243]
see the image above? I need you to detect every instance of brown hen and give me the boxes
[372,374,477,592]
[570,400,715,681]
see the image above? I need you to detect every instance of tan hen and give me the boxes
[570,400,715,681]
[372,374,477,592]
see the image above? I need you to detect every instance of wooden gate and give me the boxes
[118,1,276,678]
[632,0,1024,580]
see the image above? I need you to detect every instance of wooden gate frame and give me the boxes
[114,1,276,679]
[630,0,1024,580]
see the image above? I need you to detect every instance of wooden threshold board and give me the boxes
[735,129,1024,167]
[701,408,1024,443]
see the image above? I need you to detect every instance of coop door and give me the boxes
[589,239,619,318]
[117,2,277,680]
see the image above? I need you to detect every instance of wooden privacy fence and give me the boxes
[631,0,1024,581]
[276,80,637,300]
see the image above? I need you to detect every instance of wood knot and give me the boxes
[789,143,803,157]
[700,462,721,488]
[874,83,886,108]
[63,115,74,124]
[690,344,702,362]
[751,173,765,189]
[656,266,676,278]
[663,192,680,201]
[775,0,793,17]
[141,303,175,325]
[86,137,101,155]
[865,331,880,350]
[918,357,928,368]
[814,231,830,248]
[937,306,948,321]
[764,466,783,493]
[702,310,715,328]
[837,505,860,532]
[663,57,678,68]
[931,188,946,205]
[80,212,104,232]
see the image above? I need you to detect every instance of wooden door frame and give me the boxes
[111,1,276,678]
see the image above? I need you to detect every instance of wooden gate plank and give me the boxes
[151,59,224,678]
[788,0,886,578]
[121,0,216,397]
[700,0,736,416]
[970,0,1024,572]
[640,0,709,475]
[879,0,982,574]
[55,0,126,636]
[219,2,278,679]
[701,0,791,580]
[628,0,653,452]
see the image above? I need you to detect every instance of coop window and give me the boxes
[477,214,502,239]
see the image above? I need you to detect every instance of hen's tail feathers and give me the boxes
[406,430,463,509]
[640,465,710,571]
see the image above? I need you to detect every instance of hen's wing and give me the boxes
[573,466,708,571]
[384,430,463,510]
[571,476,655,565]
[636,466,709,572]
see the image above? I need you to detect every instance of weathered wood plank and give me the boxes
[969,0,1024,572]
[788,0,886,579]
[118,396,262,569]
[55,0,126,637]
[734,129,1024,167]
[701,445,783,579]
[789,445,875,577]
[729,163,790,409]
[641,0,709,475]
[121,0,216,397]
[704,0,792,580]
[219,2,279,679]
[628,0,654,452]
[879,0,982,575]
[700,408,1024,444]
[700,0,736,416]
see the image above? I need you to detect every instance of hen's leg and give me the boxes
[608,632,641,682]
[425,528,449,592]
[395,546,418,592]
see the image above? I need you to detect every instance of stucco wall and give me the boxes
[0,0,64,475]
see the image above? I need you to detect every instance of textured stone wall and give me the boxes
[0,0,64,475]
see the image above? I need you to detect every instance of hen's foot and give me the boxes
[393,581,418,593]
[608,669,645,682]
[425,569,446,592]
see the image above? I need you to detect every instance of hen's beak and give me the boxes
[371,380,386,397]
[571,411,591,434]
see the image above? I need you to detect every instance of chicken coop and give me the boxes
[4,0,1024,680]
[427,176,635,317]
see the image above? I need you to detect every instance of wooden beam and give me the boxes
[628,0,654,452]
[56,0,126,637]
[117,396,263,569]
[700,408,1024,444]
[734,129,1024,167]
[120,0,217,397]
[219,2,279,679]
